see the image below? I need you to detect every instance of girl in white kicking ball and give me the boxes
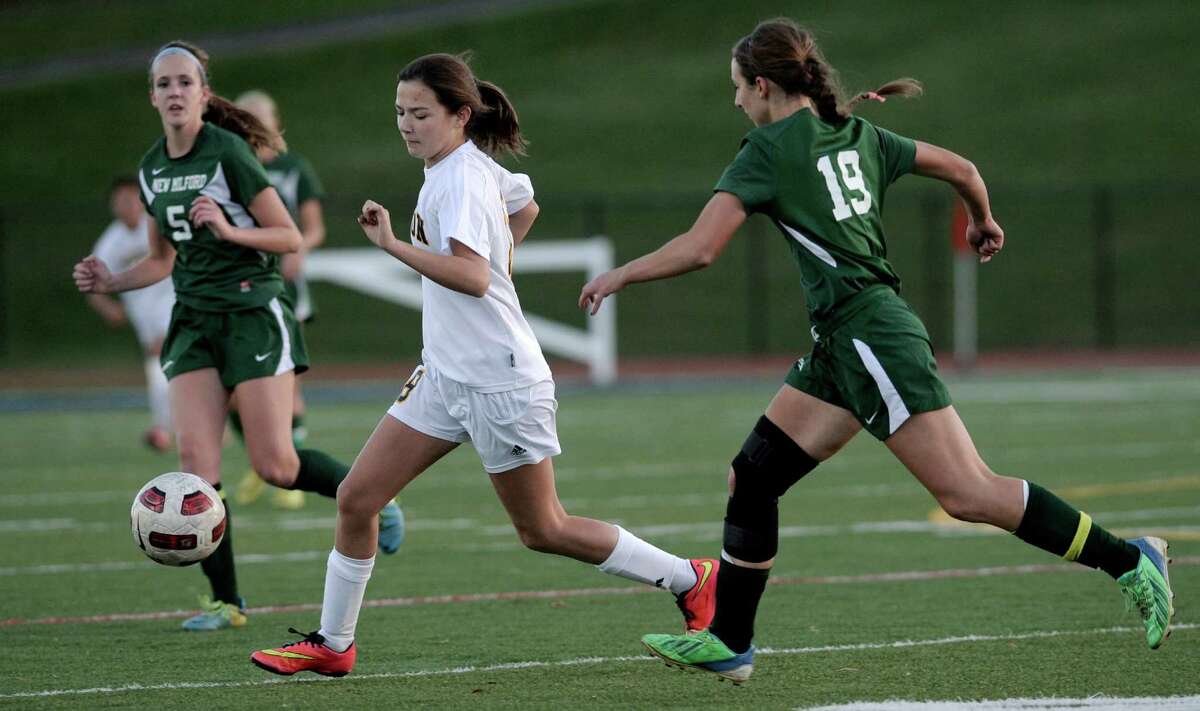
[250,52,718,677]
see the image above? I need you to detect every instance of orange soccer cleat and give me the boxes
[250,628,356,677]
[675,558,720,634]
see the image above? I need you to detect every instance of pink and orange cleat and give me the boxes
[676,558,719,634]
[250,628,356,677]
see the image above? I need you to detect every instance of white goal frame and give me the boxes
[304,237,618,385]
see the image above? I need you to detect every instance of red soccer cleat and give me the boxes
[250,628,356,677]
[675,558,720,634]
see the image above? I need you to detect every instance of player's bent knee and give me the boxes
[936,489,994,524]
[511,515,568,554]
[335,484,384,522]
[724,416,819,563]
[175,438,217,476]
[251,449,299,487]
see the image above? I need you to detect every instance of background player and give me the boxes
[229,89,329,510]
[85,175,175,453]
[580,17,1174,682]
[72,40,404,632]
[250,52,717,678]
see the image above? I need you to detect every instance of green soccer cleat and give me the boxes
[182,596,247,631]
[378,499,405,555]
[1118,536,1174,649]
[235,469,266,505]
[641,630,754,683]
[272,487,307,510]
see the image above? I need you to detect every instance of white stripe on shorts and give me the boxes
[267,297,295,376]
[852,337,910,434]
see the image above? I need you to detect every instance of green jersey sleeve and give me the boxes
[295,155,325,205]
[714,137,776,213]
[221,136,272,209]
[875,126,916,185]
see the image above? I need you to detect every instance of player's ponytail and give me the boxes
[203,94,287,155]
[733,18,922,123]
[398,53,527,157]
[148,40,286,155]
[471,79,527,157]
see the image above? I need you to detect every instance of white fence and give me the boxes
[304,237,618,385]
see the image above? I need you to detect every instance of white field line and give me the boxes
[4,473,1199,535]
[802,696,1200,710]
[4,503,1200,558]
[4,439,1196,513]
[3,557,1196,627]
[2,430,1196,511]
[0,623,1195,701]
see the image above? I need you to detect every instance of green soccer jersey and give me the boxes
[263,151,324,221]
[137,122,282,312]
[715,109,916,335]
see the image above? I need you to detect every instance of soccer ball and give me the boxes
[130,472,226,566]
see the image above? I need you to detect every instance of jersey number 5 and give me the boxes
[816,151,873,222]
[166,205,193,242]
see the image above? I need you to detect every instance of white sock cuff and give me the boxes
[328,549,375,583]
[1022,480,1030,509]
[144,357,172,430]
[596,524,632,573]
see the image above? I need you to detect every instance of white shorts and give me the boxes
[122,280,174,349]
[386,364,561,474]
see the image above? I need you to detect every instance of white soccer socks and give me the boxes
[597,524,697,595]
[144,356,171,431]
[318,549,375,652]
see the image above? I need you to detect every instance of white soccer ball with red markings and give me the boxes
[130,472,226,566]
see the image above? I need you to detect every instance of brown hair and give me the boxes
[108,175,139,197]
[149,40,286,155]
[732,18,922,123]
[397,53,527,157]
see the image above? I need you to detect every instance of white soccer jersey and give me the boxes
[92,216,176,344]
[410,140,549,391]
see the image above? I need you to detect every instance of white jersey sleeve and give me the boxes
[435,165,494,259]
[498,168,534,214]
[481,154,534,214]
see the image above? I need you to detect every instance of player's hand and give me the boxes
[579,266,627,316]
[189,196,232,239]
[73,255,114,293]
[966,217,1004,263]
[358,200,396,249]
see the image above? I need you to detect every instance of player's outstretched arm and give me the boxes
[298,198,327,252]
[281,198,327,281]
[73,222,175,294]
[579,192,746,315]
[912,140,1004,263]
[85,293,128,327]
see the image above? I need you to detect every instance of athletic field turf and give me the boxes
[1,369,1197,709]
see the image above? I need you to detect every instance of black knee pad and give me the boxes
[723,416,819,563]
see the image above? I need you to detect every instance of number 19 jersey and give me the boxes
[137,122,281,312]
[715,110,916,336]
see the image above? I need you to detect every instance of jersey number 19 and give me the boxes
[816,150,873,222]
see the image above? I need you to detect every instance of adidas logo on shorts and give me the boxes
[510,444,527,456]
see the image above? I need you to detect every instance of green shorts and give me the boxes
[785,290,951,441]
[160,297,309,389]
